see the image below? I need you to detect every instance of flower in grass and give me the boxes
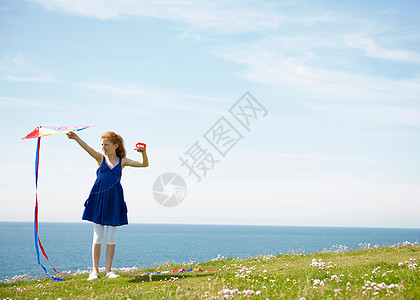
[359,243,371,249]
[261,254,275,260]
[310,258,334,270]
[401,241,418,247]
[221,288,239,294]
[324,244,349,253]
[377,283,387,289]
[330,275,340,282]
[397,258,419,270]
[220,287,260,296]
[212,254,224,261]
[242,290,255,295]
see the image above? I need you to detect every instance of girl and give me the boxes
[67,131,149,280]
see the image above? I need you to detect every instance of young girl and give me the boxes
[67,131,149,280]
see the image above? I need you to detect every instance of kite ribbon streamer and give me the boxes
[24,125,91,281]
[34,137,66,282]
[128,268,216,277]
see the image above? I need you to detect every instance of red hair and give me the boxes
[101,131,126,158]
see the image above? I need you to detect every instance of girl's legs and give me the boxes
[104,226,118,274]
[92,244,101,274]
[105,244,116,274]
[92,223,105,274]
[91,224,118,276]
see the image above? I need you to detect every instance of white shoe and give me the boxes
[87,272,99,281]
[105,271,120,278]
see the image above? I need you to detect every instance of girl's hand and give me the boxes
[135,142,146,153]
[66,131,79,139]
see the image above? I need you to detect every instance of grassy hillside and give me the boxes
[1,243,419,299]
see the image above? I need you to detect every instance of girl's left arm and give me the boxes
[122,148,149,168]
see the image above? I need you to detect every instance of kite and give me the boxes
[23,125,93,281]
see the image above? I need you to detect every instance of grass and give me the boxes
[1,243,419,299]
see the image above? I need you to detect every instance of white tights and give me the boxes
[92,223,118,245]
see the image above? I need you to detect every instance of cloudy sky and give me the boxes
[1,0,419,228]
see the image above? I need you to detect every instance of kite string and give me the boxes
[90,154,141,194]
[90,179,121,194]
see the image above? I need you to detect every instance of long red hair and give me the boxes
[101,132,126,158]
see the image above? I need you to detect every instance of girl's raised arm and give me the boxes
[122,148,149,168]
[67,131,103,165]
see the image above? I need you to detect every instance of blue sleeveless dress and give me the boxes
[82,157,128,226]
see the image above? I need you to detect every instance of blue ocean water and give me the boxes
[0,222,419,280]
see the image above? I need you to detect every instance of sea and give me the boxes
[0,222,419,281]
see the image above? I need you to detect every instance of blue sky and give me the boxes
[1,0,419,228]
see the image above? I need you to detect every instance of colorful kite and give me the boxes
[22,125,93,140]
[23,125,92,281]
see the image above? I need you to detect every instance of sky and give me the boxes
[1,0,419,228]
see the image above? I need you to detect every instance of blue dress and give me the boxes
[82,157,128,226]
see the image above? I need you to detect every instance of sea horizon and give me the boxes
[1,222,419,280]
[2,221,419,230]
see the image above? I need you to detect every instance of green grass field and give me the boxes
[1,243,419,299]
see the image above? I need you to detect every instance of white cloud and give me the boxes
[33,0,280,32]
[0,53,57,83]
[355,105,420,126]
[0,95,49,107]
[79,81,227,115]
[0,74,55,82]
[235,150,375,164]
[0,53,27,68]
[343,34,420,63]
[216,36,420,126]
